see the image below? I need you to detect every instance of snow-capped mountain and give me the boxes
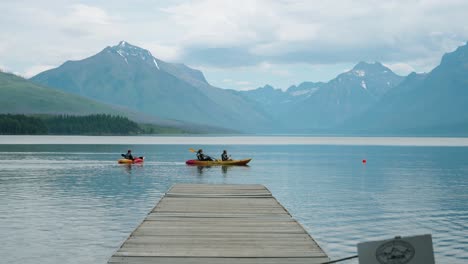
[28,40,468,135]
[286,82,325,98]
[30,41,273,132]
[240,62,404,132]
[110,41,160,69]
[345,42,468,134]
[343,61,402,97]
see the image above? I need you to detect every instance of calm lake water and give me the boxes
[0,136,467,264]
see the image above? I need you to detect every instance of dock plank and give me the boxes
[108,184,329,264]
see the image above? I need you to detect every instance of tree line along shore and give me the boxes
[0,114,184,135]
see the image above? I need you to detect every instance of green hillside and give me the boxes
[0,71,234,134]
[0,114,137,135]
[31,41,274,132]
[0,71,122,114]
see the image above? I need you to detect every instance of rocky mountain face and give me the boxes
[29,41,468,135]
[31,41,273,132]
[241,62,404,132]
[345,42,468,135]
[287,82,325,98]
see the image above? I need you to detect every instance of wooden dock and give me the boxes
[108,184,329,264]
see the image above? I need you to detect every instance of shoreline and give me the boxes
[1,135,468,146]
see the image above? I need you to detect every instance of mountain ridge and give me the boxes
[27,41,468,135]
[0,71,233,134]
[241,61,404,132]
[31,41,273,132]
[341,42,468,134]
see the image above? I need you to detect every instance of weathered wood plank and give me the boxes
[108,184,329,263]
[168,184,270,195]
[109,257,330,264]
[146,212,292,219]
[146,215,295,221]
[114,252,326,258]
[123,235,318,244]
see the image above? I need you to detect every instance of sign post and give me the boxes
[357,234,435,264]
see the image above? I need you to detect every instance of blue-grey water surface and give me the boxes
[0,136,467,263]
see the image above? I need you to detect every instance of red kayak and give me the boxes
[186,158,251,166]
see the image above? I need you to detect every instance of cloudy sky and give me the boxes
[1,0,467,90]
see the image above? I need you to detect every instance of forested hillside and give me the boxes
[44,114,142,135]
[0,114,48,134]
[0,114,183,135]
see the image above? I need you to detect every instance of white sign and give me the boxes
[357,234,435,264]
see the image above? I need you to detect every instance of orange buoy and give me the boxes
[362,159,367,164]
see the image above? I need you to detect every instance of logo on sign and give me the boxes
[375,239,415,264]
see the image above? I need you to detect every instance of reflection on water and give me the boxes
[119,163,145,175]
[196,165,207,175]
[121,164,133,174]
[221,165,230,175]
[190,165,247,176]
[0,143,467,264]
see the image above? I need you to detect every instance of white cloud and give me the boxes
[59,4,120,38]
[384,63,416,76]
[273,69,291,77]
[143,42,182,62]
[68,4,113,25]
[160,0,273,46]
[1,0,468,87]
[259,62,273,71]
[258,62,291,76]
[160,0,468,68]
[0,42,7,54]
[235,81,251,85]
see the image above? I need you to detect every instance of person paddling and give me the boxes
[196,149,214,161]
[122,149,134,160]
[221,150,231,161]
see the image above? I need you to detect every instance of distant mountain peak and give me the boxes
[114,40,141,50]
[353,61,383,69]
[109,41,159,69]
[350,61,393,76]
[259,84,276,91]
[106,41,210,85]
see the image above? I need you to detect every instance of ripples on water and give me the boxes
[0,141,467,264]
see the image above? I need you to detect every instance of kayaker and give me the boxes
[122,149,134,160]
[196,149,213,161]
[221,150,231,161]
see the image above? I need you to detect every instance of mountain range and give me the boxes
[241,44,468,135]
[3,40,466,135]
[0,71,233,134]
[343,43,468,135]
[31,41,273,132]
[241,62,405,132]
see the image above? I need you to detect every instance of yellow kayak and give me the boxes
[186,159,251,166]
[118,157,144,164]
